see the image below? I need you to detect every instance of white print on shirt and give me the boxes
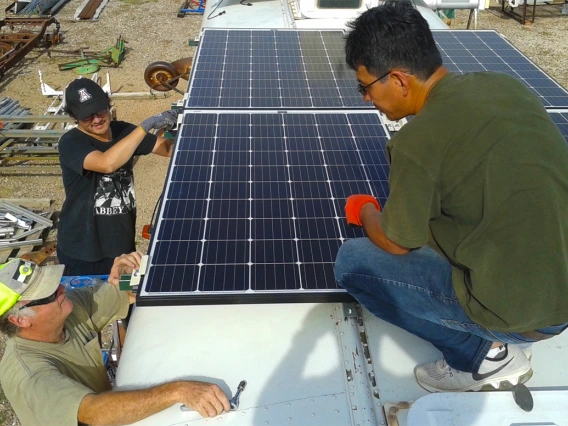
[94,168,135,216]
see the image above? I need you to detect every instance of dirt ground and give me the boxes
[0,0,567,423]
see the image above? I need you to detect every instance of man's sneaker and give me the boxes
[414,345,532,392]
[516,344,533,361]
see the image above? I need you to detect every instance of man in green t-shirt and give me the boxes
[0,254,230,425]
[334,0,568,393]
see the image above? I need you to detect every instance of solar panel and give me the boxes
[432,30,568,109]
[185,29,370,110]
[138,111,391,306]
[549,111,568,143]
[185,29,568,110]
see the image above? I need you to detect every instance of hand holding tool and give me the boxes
[139,109,178,133]
[229,380,247,410]
[345,194,381,227]
[180,380,247,412]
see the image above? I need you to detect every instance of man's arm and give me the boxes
[152,134,174,157]
[78,381,230,425]
[360,203,410,255]
[83,126,147,174]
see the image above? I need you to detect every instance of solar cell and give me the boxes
[138,111,390,306]
[186,29,369,110]
[432,30,568,109]
[186,29,568,110]
[549,111,568,143]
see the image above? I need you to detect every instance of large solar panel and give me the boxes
[432,30,568,109]
[186,29,568,110]
[549,111,568,143]
[185,29,370,110]
[138,111,390,306]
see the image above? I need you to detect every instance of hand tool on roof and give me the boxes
[229,380,247,410]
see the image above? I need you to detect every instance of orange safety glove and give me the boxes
[345,194,381,227]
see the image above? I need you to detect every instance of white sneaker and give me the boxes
[515,344,533,361]
[414,345,532,392]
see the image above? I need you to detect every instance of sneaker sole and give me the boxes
[417,368,533,393]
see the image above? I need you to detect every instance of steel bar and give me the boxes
[0,129,65,138]
[2,147,58,153]
[78,0,103,19]
[0,239,42,249]
[0,166,61,172]
[1,202,53,227]
[0,115,72,123]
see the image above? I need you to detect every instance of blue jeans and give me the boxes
[334,238,567,373]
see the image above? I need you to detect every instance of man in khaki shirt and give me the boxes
[0,253,230,425]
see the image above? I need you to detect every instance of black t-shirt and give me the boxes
[58,121,156,262]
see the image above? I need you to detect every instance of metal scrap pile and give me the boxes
[0,96,68,172]
[0,17,62,81]
[0,201,53,251]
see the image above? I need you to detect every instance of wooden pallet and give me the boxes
[0,198,54,264]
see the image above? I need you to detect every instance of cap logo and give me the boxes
[14,260,34,283]
[78,88,92,103]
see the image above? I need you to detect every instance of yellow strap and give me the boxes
[0,282,21,316]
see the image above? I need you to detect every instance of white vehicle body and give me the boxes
[115,1,568,425]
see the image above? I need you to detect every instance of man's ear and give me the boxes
[8,314,32,329]
[390,70,411,96]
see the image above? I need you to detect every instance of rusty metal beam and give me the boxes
[0,17,61,81]
[78,0,104,19]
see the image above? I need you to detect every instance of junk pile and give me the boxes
[6,0,68,16]
[50,36,126,74]
[0,96,69,172]
[0,17,62,81]
[0,200,54,263]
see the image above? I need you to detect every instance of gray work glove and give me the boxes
[140,109,178,133]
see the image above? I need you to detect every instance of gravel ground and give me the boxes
[0,0,566,424]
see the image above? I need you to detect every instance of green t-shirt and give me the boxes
[381,72,568,332]
[0,282,129,426]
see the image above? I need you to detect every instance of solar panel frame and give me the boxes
[549,110,568,143]
[137,110,392,306]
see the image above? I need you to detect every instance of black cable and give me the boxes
[149,193,162,232]
[207,0,226,19]
[240,0,252,5]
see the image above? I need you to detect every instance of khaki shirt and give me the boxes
[0,282,129,426]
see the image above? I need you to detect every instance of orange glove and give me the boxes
[345,194,381,227]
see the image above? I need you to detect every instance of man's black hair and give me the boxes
[345,0,443,81]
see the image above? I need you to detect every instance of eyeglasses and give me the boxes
[357,70,391,96]
[19,288,59,310]
[80,109,109,123]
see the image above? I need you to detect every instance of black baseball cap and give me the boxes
[65,78,109,120]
